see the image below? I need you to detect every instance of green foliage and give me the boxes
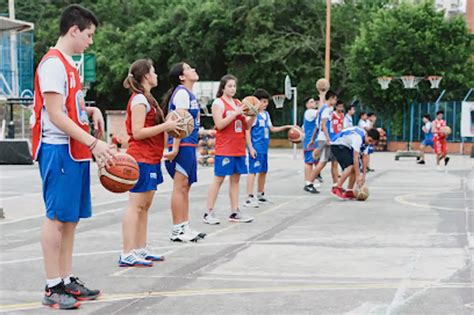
[348,2,474,120]
[5,0,473,129]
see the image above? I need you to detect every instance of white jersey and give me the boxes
[38,50,76,144]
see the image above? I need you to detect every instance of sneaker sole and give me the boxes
[145,256,165,262]
[303,188,319,194]
[74,293,101,301]
[330,191,348,201]
[170,237,200,242]
[202,218,220,225]
[118,263,153,267]
[228,219,254,223]
[243,204,259,208]
[43,300,80,310]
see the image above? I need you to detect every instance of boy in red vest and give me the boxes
[31,4,116,309]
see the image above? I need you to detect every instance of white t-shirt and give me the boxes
[358,119,369,129]
[343,114,353,129]
[316,106,333,141]
[172,89,190,109]
[423,121,432,133]
[38,51,76,144]
[131,94,151,113]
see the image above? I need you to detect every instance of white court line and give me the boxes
[394,191,470,212]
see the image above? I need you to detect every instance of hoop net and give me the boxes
[272,94,285,109]
[401,75,421,89]
[427,75,442,89]
[377,76,392,90]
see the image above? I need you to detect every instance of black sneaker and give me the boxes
[417,160,425,165]
[444,157,450,166]
[43,282,80,309]
[303,184,319,194]
[64,277,100,301]
[416,156,421,161]
[316,175,323,183]
[366,167,375,172]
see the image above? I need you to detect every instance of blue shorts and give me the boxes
[130,162,164,193]
[38,143,91,223]
[214,155,248,177]
[304,150,316,164]
[165,146,197,185]
[421,138,434,147]
[248,153,268,174]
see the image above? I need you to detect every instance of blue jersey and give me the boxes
[303,109,317,150]
[167,85,200,145]
[250,111,271,154]
[331,126,367,153]
[316,104,335,141]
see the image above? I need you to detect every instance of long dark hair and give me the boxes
[216,74,237,98]
[161,62,186,117]
[123,59,164,124]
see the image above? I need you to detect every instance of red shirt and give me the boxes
[215,98,246,157]
[125,93,164,164]
[332,111,344,135]
[31,48,91,161]
[432,119,446,140]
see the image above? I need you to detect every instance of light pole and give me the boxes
[377,75,443,160]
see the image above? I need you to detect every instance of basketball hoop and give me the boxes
[377,76,392,90]
[427,75,442,89]
[272,94,285,109]
[400,76,422,89]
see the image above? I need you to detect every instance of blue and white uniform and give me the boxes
[303,108,318,164]
[343,114,353,129]
[330,127,369,170]
[165,85,200,185]
[421,121,433,147]
[315,104,335,162]
[248,111,272,174]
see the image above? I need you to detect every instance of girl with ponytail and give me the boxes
[163,62,205,242]
[119,59,181,267]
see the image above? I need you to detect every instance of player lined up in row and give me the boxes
[32,4,382,310]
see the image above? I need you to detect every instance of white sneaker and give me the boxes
[243,197,259,208]
[184,224,207,239]
[203,211,221,225]
[229,210,254,223]
[257,193,271,204]
[437,165,443,171]
[170,225,200,242]
[118,251,153,267]
[134,247,165,261]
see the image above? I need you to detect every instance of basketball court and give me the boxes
[0,150,472,314]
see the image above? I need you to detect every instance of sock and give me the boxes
[257,192,264,197]
[46,277,62,288]
[172,223,182,232]
[305,181,312,186]
[62,274,73,285]
[181,221,189,226]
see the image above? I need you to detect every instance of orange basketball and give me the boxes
[288,126,304,143]
[207,157,215,165]
[99,153,139,193]
[167,109,194,139]
[241,96,260,116]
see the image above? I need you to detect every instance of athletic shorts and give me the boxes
[317,140,334,162]
[165,146,197,185]
[421,138,434,148]
[38,143,91,223]
[248,153,268,174]
[304,150,316,164]
[130,162,164,193]
[433,138,447,155]
[214,155,247,176]
[330,145,354,170]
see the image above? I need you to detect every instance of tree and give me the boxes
[348,2,474,120]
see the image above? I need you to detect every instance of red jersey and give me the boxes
[215,98,246,157]
[432,119,446,140]
[125,93,165,164]
[332,111,344,135]
[31,48,91,161]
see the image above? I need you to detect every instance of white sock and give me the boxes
[46,277,62,288]
[62,274,73,285]
[305,181,313,186]
[257,192,264,197]
[182,221,189,226]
